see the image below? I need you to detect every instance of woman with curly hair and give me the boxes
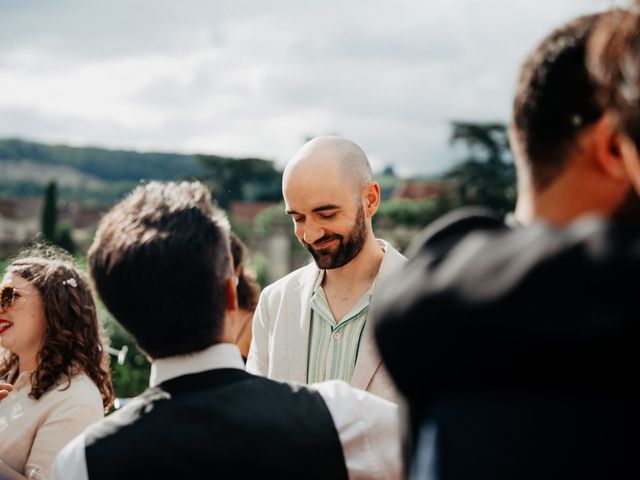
[0,249,114,480]
[229,233,261,362]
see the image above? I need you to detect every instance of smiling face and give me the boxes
[284,157,371,270]
[0,271,47,371]
[300,202,367,270]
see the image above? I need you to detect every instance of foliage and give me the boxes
[0,179,139,206]
[101,310,150,399]
[373,170,403,201]
[252,202,309,279]
[251,251,270,289]
[0,138,277,206]
[253,203,290,237]
[55,221,76,255]
[446,121,516,215]
[449,121,510,161]
[198,155,282,209]
[39,181,77,254]
[41,181,57,242]
[0,138,205,182]
[228,216,253,244]
[374,196,459,228]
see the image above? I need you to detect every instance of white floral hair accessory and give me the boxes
[62,278,78,288]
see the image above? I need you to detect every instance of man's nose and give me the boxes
[303,220,324,245]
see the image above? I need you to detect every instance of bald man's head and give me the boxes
[282,136,381,269]
[283,136,373,193]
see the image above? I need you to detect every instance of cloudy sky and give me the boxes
[0,0,612,176]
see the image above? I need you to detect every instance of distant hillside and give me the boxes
[0,138,281,206]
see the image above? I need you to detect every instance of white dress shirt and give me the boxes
[51,343,401,480]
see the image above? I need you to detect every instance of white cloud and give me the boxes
[0,0,612,175]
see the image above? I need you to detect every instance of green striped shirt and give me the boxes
[307,270,373,384]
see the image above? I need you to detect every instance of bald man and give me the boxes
[246,136,406,401]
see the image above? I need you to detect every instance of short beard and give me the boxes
[303,204,367,269]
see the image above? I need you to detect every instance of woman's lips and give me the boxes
[0,320,13,335]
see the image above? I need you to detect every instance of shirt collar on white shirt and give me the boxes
[149,343,245,388]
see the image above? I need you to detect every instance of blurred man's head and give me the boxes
[589,7,640,197]
[511,11,632,224]
[88,181,235,359]
[282,136,381,269]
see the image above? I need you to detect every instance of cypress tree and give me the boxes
[41,181,58,242]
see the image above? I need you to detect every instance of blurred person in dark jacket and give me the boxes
[372,9,640,480]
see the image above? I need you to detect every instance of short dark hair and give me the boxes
[589,8,640,148]
[88,181,231,359]
[512,13,605,191]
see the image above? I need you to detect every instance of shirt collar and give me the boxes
[149,343,245,388]
[312,269,325,294]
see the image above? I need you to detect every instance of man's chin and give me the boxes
[314,259,340,269]
[308,250,336,269]
[312,246,335,256]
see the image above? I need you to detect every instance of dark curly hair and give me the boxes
[0,248,115,410]
[230,232,260,311]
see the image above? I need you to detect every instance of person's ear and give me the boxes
[594,114,628,182]
[364,182,381,216]
[620,134,640,195]
[225,276,238,313]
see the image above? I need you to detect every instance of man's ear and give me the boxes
[217,276,239,345]
[364,182,381,216]
[594,114,629,182]
[225,276,238,313]
[620,134,640,195]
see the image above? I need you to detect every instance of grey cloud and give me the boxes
[0,0,608,175]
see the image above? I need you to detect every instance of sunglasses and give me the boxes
[0,285,20,309]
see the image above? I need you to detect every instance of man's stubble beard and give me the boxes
[304,204,367,270]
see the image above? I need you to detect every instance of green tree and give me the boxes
[41,181,58,242]
[445,121,516,214]
[39,180,77,254]
[374,198,454,228]
[198,156,282,209]
[55,222,76,255]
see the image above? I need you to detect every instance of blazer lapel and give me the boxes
[351,242,408,391]
[285,263,320,384]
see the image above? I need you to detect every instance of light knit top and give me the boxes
[0,368,104,479]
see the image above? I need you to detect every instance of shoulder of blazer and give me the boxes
[374,239,408,284]
[261,262,319,299]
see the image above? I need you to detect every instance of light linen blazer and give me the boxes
[246,239,406,402]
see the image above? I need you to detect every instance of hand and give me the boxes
[0,382,13,400]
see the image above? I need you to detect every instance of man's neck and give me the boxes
[320,235,385,323]
[322,235,384,288]
[515,176,625,226]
